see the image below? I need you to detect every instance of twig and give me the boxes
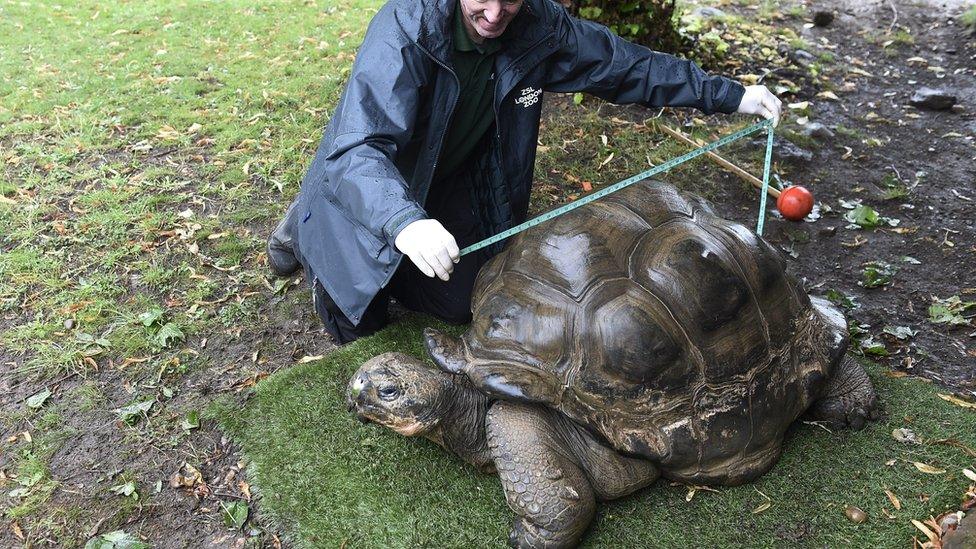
[650,123,781,198]
[885,0,898,34]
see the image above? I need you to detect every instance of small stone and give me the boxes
[940,512,962,533]
[777,140,814,164]
[819,226,838,237]
[944,511,976,549]
[753,138,812,164]
[791,49,816,67]
[813,10,834,26]
[692,6,726,18]
[801,122,835,142]
[64,318,75,330]
[845,505,867,523]
[909,87,957,111]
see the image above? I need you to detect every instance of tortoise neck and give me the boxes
[427,375,493,471]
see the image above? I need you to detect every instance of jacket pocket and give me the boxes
[315,187,385,259]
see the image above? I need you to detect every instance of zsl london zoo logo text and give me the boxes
[516,87,542,108]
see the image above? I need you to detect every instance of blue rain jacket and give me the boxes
[295,0,745,325]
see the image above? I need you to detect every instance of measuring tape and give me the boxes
[460,118,774,257]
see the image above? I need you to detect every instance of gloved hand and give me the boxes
[394,218,460,281]
[737,85,783,127]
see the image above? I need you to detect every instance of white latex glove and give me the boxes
[394,219,460,281]
[737,85,783,127]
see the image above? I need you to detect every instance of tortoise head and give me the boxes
[346,352,454,437]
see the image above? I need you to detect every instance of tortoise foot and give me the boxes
[809,355,882,430]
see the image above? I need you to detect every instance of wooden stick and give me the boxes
[652,123,781,198]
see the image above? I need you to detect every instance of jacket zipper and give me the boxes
[376,43,461,295]
[492,32,555,172]
[414,44,461,206]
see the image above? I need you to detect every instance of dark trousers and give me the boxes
[309,165,494,344]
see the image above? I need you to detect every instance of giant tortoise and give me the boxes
[347,181,879,548]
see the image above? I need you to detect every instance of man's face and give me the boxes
[458,0,524,43]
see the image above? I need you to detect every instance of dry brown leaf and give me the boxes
[885,489,902,510]
[913,462,946,475]
[912,519,938,542]
[937,393,976,410]
[297,355,324,364]
[156,125,181,140]
[10,522,23,540]
[119,356,151,369]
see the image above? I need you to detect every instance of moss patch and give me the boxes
[213,316,976,548]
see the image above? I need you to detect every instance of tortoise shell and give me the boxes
[431,181,847,483]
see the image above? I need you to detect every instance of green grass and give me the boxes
[0,0,381,378]
[213,316,976,548]
[962,5,976,32]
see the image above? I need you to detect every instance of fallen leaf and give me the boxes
[893,428,921,444]
[937,394,976,410]
[10,522,23,540]
[26,388,51,409]
[964,469,976,482]
[913,462,946,475]
[884,489,901,510]
[156,125,181,140]
[930,438,976,458]
[912,519,938,542]
[297,355,324,364]
[816,91,840,101]
[221,500,249,529]
[752,501,771,514]
[581,181,593,192]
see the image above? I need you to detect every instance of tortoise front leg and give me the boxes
[809,355,881,430]
[487,402,595,549]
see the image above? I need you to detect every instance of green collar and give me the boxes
[453,1,501,54]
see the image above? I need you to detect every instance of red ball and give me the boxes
[776,185,814,221]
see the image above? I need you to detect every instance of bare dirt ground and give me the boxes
[730,0,976,390]
[2,0,973,547]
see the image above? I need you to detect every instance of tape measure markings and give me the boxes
[460,119,774,257]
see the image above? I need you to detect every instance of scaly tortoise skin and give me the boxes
[348,181,879,548]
